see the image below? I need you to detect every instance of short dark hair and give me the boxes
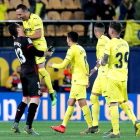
[8,23,19,38]
[67,31,79,42]
[94,22,105,29]
[16,4,28,12]
[109,21,122,35]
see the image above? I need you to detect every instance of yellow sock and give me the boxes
[38,68,54,93]
[90,94,99,126]
[62,106,74,127]
[119,103,137,125]
[82,105,92,128]
[109,106,119,135]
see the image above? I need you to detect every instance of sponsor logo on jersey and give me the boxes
[28,38,32,44]
[25,28,32,32]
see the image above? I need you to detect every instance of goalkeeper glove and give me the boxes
[48,46,55,56]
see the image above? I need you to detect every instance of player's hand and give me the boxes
[96,59,102,66]
[86,81,90,88]
[88,69,96,77]
[48,62,53,68]
[44,51,52,58]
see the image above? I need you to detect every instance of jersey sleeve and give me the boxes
[24,37,44,57]
[33,16,42,30]
[104,41,111,55]
[21,37,34,49]
[65,48,74,61]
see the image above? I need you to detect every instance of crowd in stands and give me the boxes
[0,0,140,38]
[0,0,139,20]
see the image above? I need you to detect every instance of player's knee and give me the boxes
[90,94,99,104]
[67,98,75,106]
[22,97,29,104]
[30,97,40,105]
[119,102,126,109]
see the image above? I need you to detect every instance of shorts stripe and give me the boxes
[30,95,40,98]
[23,95,29,97]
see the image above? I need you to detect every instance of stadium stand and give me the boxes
[62,0,77,9]
[4,0,13,9]
[47,25,62,36]
[23,0,30,9]
[41,0,50,9]
[61,11,73,20]
[3,26,10,37]
[8,11,18,20]
[47,11,61,20]
[74,11,84,20]
[48,0,64,9]
[60,25,72,36]
[10,0,22,9]
[74,0,81,9]
[73,24,84,36]
[43,26,48,36]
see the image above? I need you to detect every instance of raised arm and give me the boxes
[48,48,74,69]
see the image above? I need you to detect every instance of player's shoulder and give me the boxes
[101,35,110,41]
[121,38,129,46]
[75,44,85,51]
[20,37,32,45]
[98,35,110,45]
[30,14,42,21]
[18,36,28,43]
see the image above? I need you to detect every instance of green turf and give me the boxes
[0,121,139,140]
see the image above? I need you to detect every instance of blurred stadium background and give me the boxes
[0,0,140,133]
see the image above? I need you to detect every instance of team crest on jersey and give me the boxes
[137,30,140,40]
[28,22,30,26]
[28,38,32,44]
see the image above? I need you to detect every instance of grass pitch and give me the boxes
[0,121,139,140]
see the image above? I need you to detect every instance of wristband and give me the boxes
[98,60,102,66]
[94,66,98,70]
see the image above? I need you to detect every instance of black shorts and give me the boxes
[21,74,41,98]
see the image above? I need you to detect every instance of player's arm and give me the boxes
[49,59,70,69]
[98,40,110,66]
[49,48,74,69]
[27,29,41,39]
[87,63,100,77]
[89,53,109,77]
[28,45,51,57]
[98,53,109,66]
[25,37,50,57]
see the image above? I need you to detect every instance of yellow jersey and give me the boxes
[65,44,89,85]
[22,13,47,51]
[96,35,110,75]
[104,37,129,81]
